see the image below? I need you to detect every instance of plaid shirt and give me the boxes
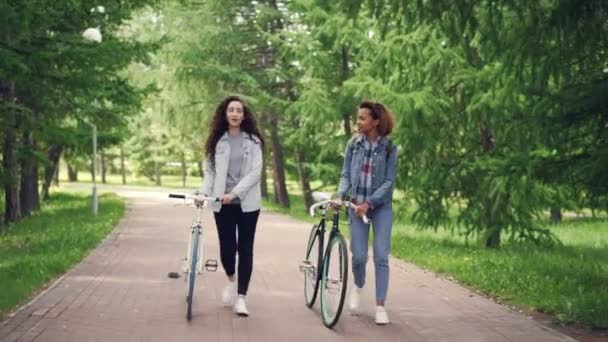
[354,138,378,205]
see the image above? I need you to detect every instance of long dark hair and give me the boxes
[204,96,264,167]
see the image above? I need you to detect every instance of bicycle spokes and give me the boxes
[323,245,343,313]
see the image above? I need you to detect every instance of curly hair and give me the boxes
[204,96,264,168]
[359,101,395,136]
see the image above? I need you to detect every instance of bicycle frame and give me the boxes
[303,199,370,278]
[311,209,341,281]
[185,208,204,275]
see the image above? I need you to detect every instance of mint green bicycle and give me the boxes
[169,193,219,321]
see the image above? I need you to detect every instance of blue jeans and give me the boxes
[349,204,393,302]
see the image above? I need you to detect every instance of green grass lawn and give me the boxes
[59,172,203,189]
[263,191,608,329]
[392,219,608,328]
[56,163,203,189]
[0,192,125,319]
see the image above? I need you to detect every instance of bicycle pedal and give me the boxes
[204,259,218,272]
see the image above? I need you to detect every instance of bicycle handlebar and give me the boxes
[309,199,370,224]
[168,193,219,202]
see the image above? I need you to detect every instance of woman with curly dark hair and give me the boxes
[197,95,264,317]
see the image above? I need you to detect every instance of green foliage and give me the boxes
[0,0,161,215]
[121,0,608,248]
[332,0,608,246]
[5,0,604,246]
[120,4,226,180]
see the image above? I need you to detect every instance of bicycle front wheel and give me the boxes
[186,228,200,321]
[320,233,348,329]
[304,225,323,307]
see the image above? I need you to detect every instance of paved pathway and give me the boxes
[0,187,577,341]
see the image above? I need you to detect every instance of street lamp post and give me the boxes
[92,124,98,215]
[83,26,102,215]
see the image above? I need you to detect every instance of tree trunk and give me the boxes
[481,124,501,248]
[261,153,268,199]
[295,149,313,210]
[20,127,39,217]
[53,160,59,185]
[180,152,187,188]
[340,45,352,136]
[2,81,21,224]
[101,152,107,184]
[485,228,501,248]
[155,161,161,186]
[120,147,126,185]
[41,145,63,201]
[550,206,562,224]
[273,174,279,204]
[197,160,204,179]
[481,126,495,153]
[67,164,78,182]
[257,110,269,200]
[269,109,289,208]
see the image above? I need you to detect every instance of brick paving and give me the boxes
[0,188,577,341]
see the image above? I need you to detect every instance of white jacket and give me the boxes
[199,132,263,213]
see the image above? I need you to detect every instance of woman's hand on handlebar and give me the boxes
[220,193,236,205]
[354,202,370,218]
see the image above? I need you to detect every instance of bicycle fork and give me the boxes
[184,224,219,274]
[299,227,323,277]
[183,225,199,275]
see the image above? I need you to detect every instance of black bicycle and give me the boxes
[300,199,369,328]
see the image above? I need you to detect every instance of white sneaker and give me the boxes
[349,286,363,314]
[375,306,390,325]
[234,295,249,316]
[221,281,236,306]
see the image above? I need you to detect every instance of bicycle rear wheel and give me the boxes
[320,233,348,328]
[303,225,323,307]
[186,228,200,321]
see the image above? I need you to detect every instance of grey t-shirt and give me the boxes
[225,134,244,196]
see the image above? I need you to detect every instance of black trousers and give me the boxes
[213,204,260,295]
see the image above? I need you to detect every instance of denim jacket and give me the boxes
[338,134,398,209]
[199,132,263,213]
